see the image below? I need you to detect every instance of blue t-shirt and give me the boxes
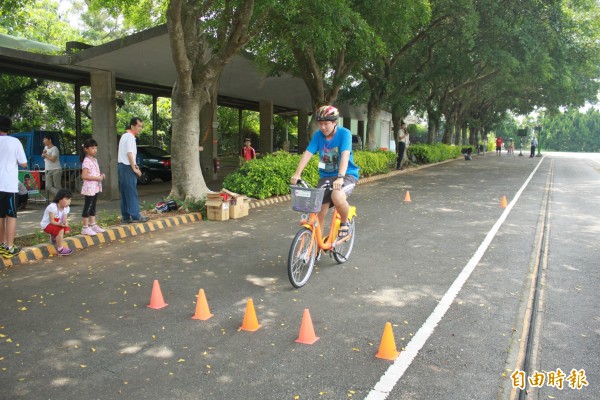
[306,126,360,180]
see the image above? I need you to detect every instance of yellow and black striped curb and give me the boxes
[2,159,458,268]
[1,213,203,268]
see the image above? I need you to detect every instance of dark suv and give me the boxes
[136,145,172,185]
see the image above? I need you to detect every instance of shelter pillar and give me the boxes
[259,100,273,154]
[297,110,309,153]
[342,117,351,130]
[358,120,366,149]
[90,70,118,200]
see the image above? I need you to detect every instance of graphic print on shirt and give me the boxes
[320,145,340,173]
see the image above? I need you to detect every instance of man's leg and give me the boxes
[396,142,406,169]
[120,166,141,220]
[317,203,330,229]
[46,169,62,198]
[52,169,63,190]
[127,172,141,220]
[4,217,17,247]
[118,164,131,221]
[331,190,350,224]
[0,217,5,244]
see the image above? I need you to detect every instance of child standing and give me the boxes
[240,138,256,163]
[80,139,106,236]
[41,189,73,256]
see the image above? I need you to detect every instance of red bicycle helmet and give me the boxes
[316,105,339,121]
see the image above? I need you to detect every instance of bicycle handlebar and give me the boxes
[292,179,333,190]
[294,178,309,188]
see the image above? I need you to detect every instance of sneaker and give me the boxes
[50,235,56,244]
[3,245,21,259]
[81,226,97,236]
[0,243,9,256]
[129,216,150,223]
[91,224,105,233]
[57,247,74,256]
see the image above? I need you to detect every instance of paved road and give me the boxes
[1,152,598,400]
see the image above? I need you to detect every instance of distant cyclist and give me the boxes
[291,105,359,238]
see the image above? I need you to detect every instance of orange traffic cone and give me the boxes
[404,191,412,203]
[192,289,213,320]
[147,279,168,309]
[500,195,507,208]
[375,322,400,361]
[240,298,261,332]
[295,309,319,344]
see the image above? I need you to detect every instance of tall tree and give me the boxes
[166,0,271,199]
[351,0,441,148]
[252,0,377,135]
[89,0,272,199]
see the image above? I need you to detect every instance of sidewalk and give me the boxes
[4,161,443,268]
[3,177,225,268]
[14,173,227,239]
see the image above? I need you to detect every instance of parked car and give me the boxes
[352,135,363,150]
[136,145,172,185]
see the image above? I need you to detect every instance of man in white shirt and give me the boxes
[118,117,148,223]
[0,116,28,258]
[396,121,409,170]
[42,133,62,197]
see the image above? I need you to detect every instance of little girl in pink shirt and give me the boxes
[80,139,106,236]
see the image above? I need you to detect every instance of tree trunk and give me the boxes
[442,117,453,144]
[391,108,403,143]
[366,96,381,150]
[166,0,260,200]
[453,123,461,145]
[426,110,439,144]
[170,85,211,200]
[470,127,478,146]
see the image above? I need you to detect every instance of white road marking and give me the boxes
[365,157,546,400]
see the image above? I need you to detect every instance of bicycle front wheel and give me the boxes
[333,217,356,264]
[287,228,317,288]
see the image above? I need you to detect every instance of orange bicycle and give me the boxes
[287,179,357,288]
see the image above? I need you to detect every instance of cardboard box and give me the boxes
[221,188,240,198]
[229,196,249,219]
[206,199,229,221]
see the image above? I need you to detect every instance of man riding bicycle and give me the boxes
[291,105,360,238]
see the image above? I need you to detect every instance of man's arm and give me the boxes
[291,151,314,184]
[45,148,58,162]
[127,152,142,177]
[337,150,350,177]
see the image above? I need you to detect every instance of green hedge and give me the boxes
[223,150,395,199]
[407,144,471,163]
[223,145,468,199]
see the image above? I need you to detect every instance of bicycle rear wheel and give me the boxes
[333,217,356,264]
[287,228,316,288]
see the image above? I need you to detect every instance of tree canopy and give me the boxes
[2,0,599,198]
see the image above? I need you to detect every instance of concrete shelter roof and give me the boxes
[0,25,315,114]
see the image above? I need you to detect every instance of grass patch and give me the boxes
[14,210,121,248]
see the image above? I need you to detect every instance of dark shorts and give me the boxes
[318,176,357,206]
[496,146,502,151]
[0,192,17,218]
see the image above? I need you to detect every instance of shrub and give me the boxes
[223,150,394,199]
[353,150,396,177]
[407,144,464,163]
